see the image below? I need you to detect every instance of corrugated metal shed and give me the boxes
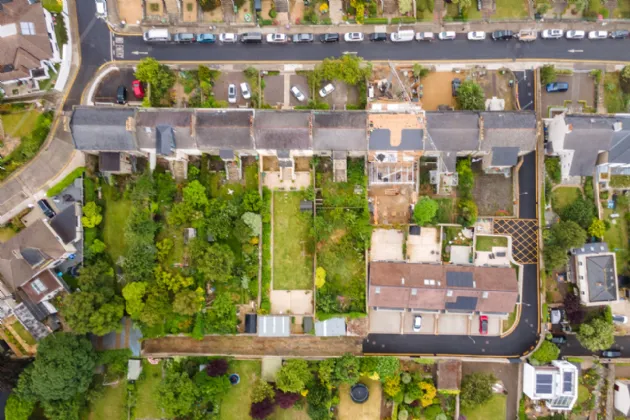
[258,316,290,337]
[314,317,346,337]
[127,359,142,381]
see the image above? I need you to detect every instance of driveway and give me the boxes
[369,311,402,334]
[263,75,285,106]
[215,72,249,107]
[403,312,436,335]
[470,315,501,337]
[93,68,137,104]
[437,314,470,335]
[540,73,595,117]
[289,74,309,107]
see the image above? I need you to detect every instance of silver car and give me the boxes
[291,86,305,102]
[292,33,314,43]
[228,84,237,104]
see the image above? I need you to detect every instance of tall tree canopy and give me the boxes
[456,80,485,111]
[577,316,615,352]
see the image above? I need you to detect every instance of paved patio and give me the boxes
[270,290,313,315]
[450,245,472,265]
[263,170,311,190]
[370,229,404,261]
[407,227,441,263]
[475,248,511,267]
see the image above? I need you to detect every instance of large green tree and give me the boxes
[543,245,568,270]
[194,243,235,283]
[413,197,439,226]
[456,80,485,111]
[460,373,496,409]
[530,340,560,365]
[550,220,587,249]
[122,281,148,319]
[561,197,594,229]
[205,292,238,334]
[276,359,312,393]
[135,58,176,105]
[577,317,615,352]
[157,371,198,418]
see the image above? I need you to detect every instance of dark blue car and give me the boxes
[546,82,569,93]
[197,34,216,43]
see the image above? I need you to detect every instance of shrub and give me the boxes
[545,157,561,184]
[275,390,301,408]
[541,65,557,85]
[621,65,630,93]
[250,398,275,419]
[364,17,389,23]
[269,7,277,18]
[206,359,229,377]
[414,197,439,225]
[47,167,85,197]
[461,373,496,409]
[530,340,560,365]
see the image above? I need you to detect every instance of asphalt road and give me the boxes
[363,152,540,357]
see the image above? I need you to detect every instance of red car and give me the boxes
[132,80,145,99]
[479,315,488,335]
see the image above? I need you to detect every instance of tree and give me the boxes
[251,379,275,403]
[561,197,594,229]
[250,398,275,420]
[588,218,606,239]
[530,340,561,365]
[41,397,81,420]
[206,292,238,334]
[457,199,478,227]
[414,197,439,226]
[16,333,95,402]
[199,0,220,12]
[139,290,170,326]
[242,212,262,236]
[412,64,430,79]
[317,358,337,389]
[81,202,102,228]
[0,354,30,392]
[173,289,202,315]
[155,172,177,206]
[543,245,568,270]
[460,373,496,409]
[242,190,263,213]
[194,370,231,402]
[206,358,229,377]
[183,180,209,209]
[233,219,254,243]
[88,239,106,256]
[456,80,485,111]
[135,58,176,104]
[157,370,198,418]
[5,394,34,420]
[122,281,148,319]
[550,220,587,249]
[204,199,238,239]
[564,293,585,324]
[122,240,157,283]
[334,354,361,385]
[62,292,124,336]
[315,267,326,289]
[276,359,312,393]
[194,243,235,283]
[620,65,630,94]
[541,65,557,85]
[155,266,194,292]
[577,316,615,351]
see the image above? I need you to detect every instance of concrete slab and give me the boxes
[407,227,441,263]
[470,315,502,337]
[450,245,472,265]
[403,312,436,335]
[263,75,285,106]
[270,290,313,315]
[369,310,402,334]
[370,229,404,262]
[437,314,470,335]
[261,356,283,382]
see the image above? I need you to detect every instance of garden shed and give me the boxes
[245,313,257,334]
[300,200,313,212]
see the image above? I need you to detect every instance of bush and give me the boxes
[269,7,277,18]
[530,340,560,365]
[621,65,630,94]
[364,17,389,24]
[545,157,561,184]
[541,64,557,85]
[414,197,439,225]
[461,373,496,409]
[47,167,85,197]
[206,358,229,377]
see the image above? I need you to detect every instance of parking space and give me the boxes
[94,68,137,104]
[370,229,404,261]
[215,72,249,107]
[437,314,470,335]
[407,227,441,263]
[403,312,436,335]
[263,75,285,107]
[369,310,402,334]
[319,81,359,109]
[289,74,309,107]
[493,219,538,264]
[470,315,502,336]
[540,73,596,117]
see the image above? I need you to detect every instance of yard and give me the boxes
[551,187,582,215]
[10,320,36,346]
[270,406,310,420]
[613,0,630,18]
[475,235,508,251]
[472,164,514,216]
[493,0,529,18]
[604,72,629,114]
[435,198,456,224]
[461,393,507,420]
[0,110,42,138]
[88,378,127,420]
[135,361,164,419]
[102,183,133,262]
[338,379,382,420]
[220,360,261,420]
[603,208,629,274]
[273,191,314,290]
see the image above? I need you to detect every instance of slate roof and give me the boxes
[156,125,175,155]
[195,110,254,149]
[425,112,480,152]
[480,111,537,152]
[49,205,78,245]
[135,110,196,150]
[369,128,423,150]
[312,112,367,151]
[586,255,617,302]
[70,107,136,151]
[491,146,520,166]
[254,111,311,150]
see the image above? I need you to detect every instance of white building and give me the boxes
[614,380,630,417]
[523,361,578,411]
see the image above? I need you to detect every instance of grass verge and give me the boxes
[461,393,506,420]
[102,183,132,263]
[135,361,163,419]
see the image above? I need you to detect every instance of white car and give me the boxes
[566,30,585,39]
[542,29,563,39]
[95,0,107,17]
[291,86,305,102]
[415,32,434,41]
[219,33,238,43]
[266,33,288,43]
[344,32,364,42]
[588,30,608,39]
[613,315,628,324]
[240,83,251,100]
[413,315,422,332]
[319,83,335,98]
[228,84,237,104]
[438,31,456,40]
[467,31,486,41]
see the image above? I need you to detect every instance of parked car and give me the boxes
[219,33,238,43]
[369,32,388,42]
[292,33,314,43]
[546,82,569,93]
[319,83,335,98]
[173,33,196,43]
[37,199,56,219]
[291,86,305,102]
[516,29,537,41]
[613,315,628,324]
[228,84,237,104]
[413,315,422,332]
[542,29,563,39]
[467,31,486,41]
[344,32,364,42]
[551,335,567,345]
[132,80,144,99]
[492,30,513,40]
[116,85,127,104]
[477,0,481,10]
[320,33,340,43]
[602,349,622,358]
[240,83,251,100]
[415,32,435,41]
[197,33,216,43]
[267,33,288,43]
[479,315,488,335]
[610,30,629,39]
[438,31,456,40]
[451,78,461,96]
[95,0,107,17]
[588,30,608,40]
[390,30,415,42]
[565,30,585,39]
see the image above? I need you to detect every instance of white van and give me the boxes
[143,29,171,42]
[390,30,415,42]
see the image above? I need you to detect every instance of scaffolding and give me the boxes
[369,162,416,185]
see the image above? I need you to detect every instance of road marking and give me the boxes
[131,51,149,55]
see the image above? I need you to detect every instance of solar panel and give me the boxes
[563,371,573,393]
[446,271,474,288]
[445,296,478,311]
[536,374,553,395]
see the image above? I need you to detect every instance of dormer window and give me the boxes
[20,22,35,35]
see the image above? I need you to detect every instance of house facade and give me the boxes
[568,242,619,307]
[523,361,579,411]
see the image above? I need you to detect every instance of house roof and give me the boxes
[195,110,254,150]
[314,317,346,336]
[369,262,518,313]
[564,116,624,176]
[70,107,137,151]
[135,110,196,151]
[480,112,537,152]
[368,113,423,150]
[253,111,311,150]
[0,220,67,292]
[0,0,53,82]
[49,204,78,245]
[20,269,62,304]
[425,112,480,152]
[491,146,520,166]
[437,360,462,391]
[99,152,121,172]
[586,255,617,302]
[313,111,367,151]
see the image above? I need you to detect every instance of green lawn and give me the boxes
[502,305,518,332]
[10,321,36,346]
[435,198,456,224]
[603,208,629,274]
[613,0,630,18]
[577,384,590,405]
[551,187,582,215]
[1,110,41,138]
[0,227,16,243]
[88,378,127,420]
[604,72,629,113]
[475,235,508,251]
[102,183,132,262]
[273,191,313,290]
[135,361,164,419]
[270,406,310,420]
[493,0,529,18]
[461,394,506,420]
[220,360,261,420]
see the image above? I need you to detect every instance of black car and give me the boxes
[369,32,387,42]
[602,349,622,358]
[492,30,514,41]
[319,33,340,43]
[550,335,567,345]
[610,30,629,39]
[116,85,127,104]
[451,78,461,97]
[37,199,56,219]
